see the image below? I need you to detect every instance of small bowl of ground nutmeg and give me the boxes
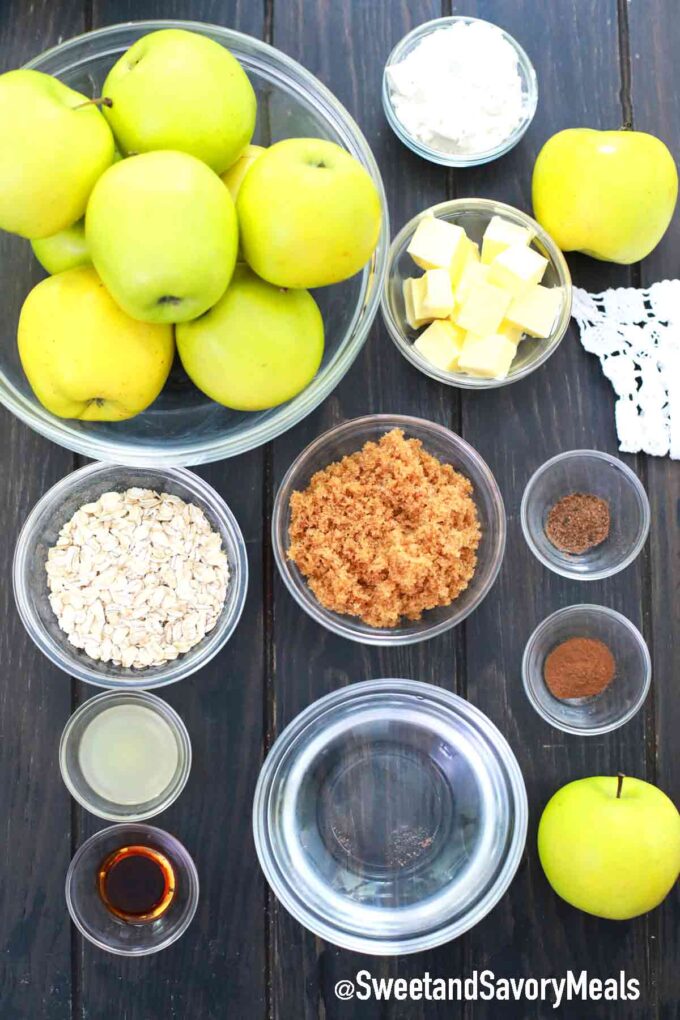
[272,415,506,645]
[522,604,651,735]
[520,450,650,581]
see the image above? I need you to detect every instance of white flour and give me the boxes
[387,21,527,155]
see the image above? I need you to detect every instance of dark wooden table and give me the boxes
[1,1,678,1017]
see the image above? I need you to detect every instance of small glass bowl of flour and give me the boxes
[383,17,538,166]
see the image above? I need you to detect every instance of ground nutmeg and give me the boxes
[543,636,616,700]
[545,491,610,556]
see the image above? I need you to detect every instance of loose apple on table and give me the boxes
[532,128,678,264]
[539,774,680,921]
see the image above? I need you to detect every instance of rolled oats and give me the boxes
[46,488,230,670]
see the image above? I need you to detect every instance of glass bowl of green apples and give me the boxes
[0,21,388,466]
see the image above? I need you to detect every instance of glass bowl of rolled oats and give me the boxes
[13,463,248,689]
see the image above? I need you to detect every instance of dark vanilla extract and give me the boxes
[98,845,176,923]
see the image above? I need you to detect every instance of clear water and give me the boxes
[294,720,484,911]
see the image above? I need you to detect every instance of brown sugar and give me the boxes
[545,492,610,555]
[287,429,481,628]
[544,637,616,699]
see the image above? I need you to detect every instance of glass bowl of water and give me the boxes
[252,678,528,954]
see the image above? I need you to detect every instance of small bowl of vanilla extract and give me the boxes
[65,823,199,956]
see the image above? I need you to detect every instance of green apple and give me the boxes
[86,150,238,324]
[31,220,89,274]
[237,138,382,288]
[0,69,114,239]
[532,128,678,263]
[221,144,266,201]
[176,264,324,410]
[102,28,256,174]
[18,266,174,421]
[538,775,680,920]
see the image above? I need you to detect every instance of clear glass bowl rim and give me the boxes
[2,19,390,467]
[252,677,528,954]
[59,690,193,820]
[382,15,539,167]
[12,461,249,689]
[381,198,572,390]
[521,603,652,736]
[65,821,200,956]
[271,413,507,645]
[520,449,651,580]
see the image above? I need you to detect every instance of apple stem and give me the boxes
[75,96,113,110]
[616,772,625,799]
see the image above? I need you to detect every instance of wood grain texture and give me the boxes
[72,3,268,1020]
[0,4,81,1019]
[0,1,678,1018]
[627,2,680,1017]
[268,2,474,1018]
[454,3,654,1017]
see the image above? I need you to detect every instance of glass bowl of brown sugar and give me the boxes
[520,450,650,581]
[272,414,506,645]
[522,604,651,735]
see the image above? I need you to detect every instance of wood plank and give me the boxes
[0,4,82,1019]
[268,2,473,1018]
[456,1,655,1016]
[627,1,680,1016]
[75,3,268,1019]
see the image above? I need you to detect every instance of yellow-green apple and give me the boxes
[102,29,256,173]
[18,266,174,421]
[0,69,114,238]
[86,150,238,324]
[237,138,382,287]
[538,775,680,920]
[31,220,89,274]
[176,264,324,410]
[221,144,266,201]
[532,128,678,263]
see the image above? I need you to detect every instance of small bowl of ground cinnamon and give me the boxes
[520,450,650,581]
[272,415,506,645]
[522,604,651,735]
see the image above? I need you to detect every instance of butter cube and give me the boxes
[498,320,524,345]
[506,285,562,338]
[418,268,455,319]
[414,320,466,372]
[488,243,548,296]
[455,279,511,336]
[454,261,490,305]
[403,277,430,329]
[451,237,481,287]
[481,216,534,265]
[407,215,467,274]
[458,333,517,379]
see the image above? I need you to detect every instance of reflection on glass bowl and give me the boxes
[0,21,388,465]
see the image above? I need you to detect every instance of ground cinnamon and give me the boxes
[544,637,616,700]
[545,492,610,555]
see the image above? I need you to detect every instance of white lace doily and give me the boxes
[572,281,680,459]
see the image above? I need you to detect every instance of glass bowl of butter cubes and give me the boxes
[381,199,572,388]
